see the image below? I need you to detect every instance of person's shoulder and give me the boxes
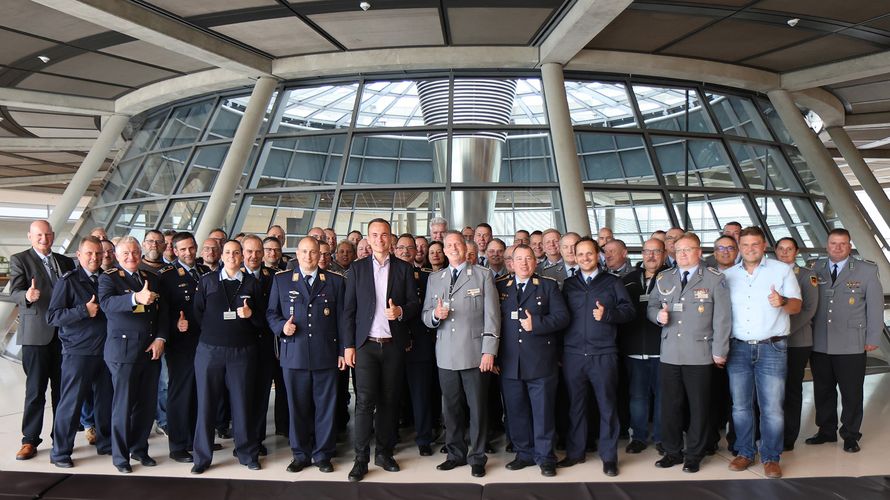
[59,269,77,281]
[104,267,120,275]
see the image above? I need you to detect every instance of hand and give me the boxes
[134,280,155,306]
[25,278,40,303]
[865,344,879,352]
[767,284,784,308]
[519,309,533,332]
[385,298,402,321]
[337,356,347,370]
[479,353,495,372]
[282,315,296,336]
[344,347,356,368]
[434,298,450,320]
[85,294,99,318]
[237,298,252,319]
[145,338,165,360]
[177,311,188,332]
[593,300,605,321]
[713,355,726,368]
[491,364,501,375]
[657,302,669,325]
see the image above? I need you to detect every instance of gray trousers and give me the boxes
[439,367,488,466]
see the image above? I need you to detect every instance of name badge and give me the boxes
[467,288,481,297]
[289,306,294,316]
[672,303,684,312]
[639,295,649,302]
[824,289,834,297]
[223,310,237,320]
[693,289,709,300]
[511,311,519,320]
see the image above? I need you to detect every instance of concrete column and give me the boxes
[48,113,129,231]
[769,90,890,288]
[194,76,277,243]
[541,63,590,236]
[826,125,890,230]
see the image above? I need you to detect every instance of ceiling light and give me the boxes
[37,55,50,63]
[787,18,799,27]
[360,1,370,11]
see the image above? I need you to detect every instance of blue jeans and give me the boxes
[727,338,787,463]
[625,356,660,443]
[156,354,169,428]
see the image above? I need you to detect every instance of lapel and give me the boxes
[834,259,854,289]
[311,271,326,300]
[29,248,52,283]
[517,278,537,308]
[451,264,472,295]
[681,267,703,297]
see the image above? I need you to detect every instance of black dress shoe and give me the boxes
[682,460,700,473]
[97,449,112,456]
[286,459,308,472]
[505,458,534,471]
[246,462,261,470]
[436,459,466,471]
[471,464,485,477]
[625,440,647,454]
[655,442,666,456]
[783,443,795,451]
[348,461,368,482]
[440,445,448,454]
[190,464,207,474]
[655,455,684,468]
[216,429,232,439]
[603,461,619,477]
[258,444,268,456]
[169,450,194,463]
[805,433,837,445]
[131,454,157,466]
[557,457,585,468]
[52,458,74,468]
[541,463,556,477]
[844,439,861,453]
[115,464,132,474]
[418,444,433,456]
[704,445,717,456]
[485,443,495,454]
[505,442,514,453]
[212,443,223,451]
[316,459,334,473]
[374,455,400,472]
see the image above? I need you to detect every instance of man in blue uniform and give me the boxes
[98,236,168,473]
[46,236,112,467]
[496,245,569,477]
[267,236,348,473]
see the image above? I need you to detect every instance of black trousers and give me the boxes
[353,341,405,461]
[406,360,440,446]
[563,353,619,462]
[659,363,712,462]
[51,354,112,460]
[106,359,160,468]
[810,351,866,441]
[274,365,289,435]
[165,344,198,453]
[20,336,62,445]
[251,333,278,445]
[439,367,489,466]
[783,346,812,447]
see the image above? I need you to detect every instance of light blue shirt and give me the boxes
[724,257,801,340]
[828,257,849,276]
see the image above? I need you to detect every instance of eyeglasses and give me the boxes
[715,245,737,252]
[675,247,698,254]
[395,245,416,251]
[144,239,164,246]
[641,249,664,255]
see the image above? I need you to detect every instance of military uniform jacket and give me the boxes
[789,264,819,348]
[562,272,636,356]
[158,262,209,353]
[812,258,883,354]
[193,270,265,347]
[267,268,347,371]
[422,264,500,371]
[46,266,107,356]
[407,267,436,365]
[496,274,569,380]
[99,267,168,364]
[242,264,275,334]
[4,248,75,345]
[646,263,730,365]
[618,266,669,357]
[539,260,570,288]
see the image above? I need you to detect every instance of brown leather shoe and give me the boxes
[728,455,753,471]
[16,444,37,460]
[85,427,97,445]
[763,461,782,478]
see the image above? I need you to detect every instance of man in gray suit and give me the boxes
[647,232,730,473]
[423,231,500,478]
[5,219,75,460]
[806,228,883,453]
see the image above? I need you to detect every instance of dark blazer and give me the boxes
[98,267,168,364]
[406,267,436,364]
[342,255,420,351]
[158,262,209,353]
[562,271,635,356]
[5,248,75,345]
[46,266,106,356]
[618,266,669,357]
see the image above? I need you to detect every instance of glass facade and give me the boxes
[73,73,832,259]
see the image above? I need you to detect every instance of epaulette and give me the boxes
[104,267,119,275]
[707,267,722,275]
[61,270,75,279]
[495,273,512,282]
[159,265,175,274]
[276,269,289,275]
[420,267,433,273]
[537,274,557,282]
[325,270,344,278]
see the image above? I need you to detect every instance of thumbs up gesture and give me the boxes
[593,300,606,321]
[25,278,40,303]
[434,297,450,320]
[283,315,296,336]
[520,309,533,332]
[384,298,402,320]
[177,311,188,332]
[657,302,669,325]
[134,280,155,305]
[85,294,99,318]
[767,284,784,308]
[237,298,252,319]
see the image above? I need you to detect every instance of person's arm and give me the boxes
[7,254,33,307]
[266,277,288,337]
[711,277,732,363]
[46,279,86,327]
[397,262,421,321]
[865,268,884,349]
[528,281,570,334]
[99,274,142,313]
[601,279,637,324]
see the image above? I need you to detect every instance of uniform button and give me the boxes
[829,300,833,304]
[308,314,312,317]
[308,324,312,327]
[681,298,686,301]
[451,328,455,332]
[308,334,312,337]
[828,310,832,313]
[677,333,682,337]
[828,319,832,323]
[678,321,682,325]
[519,339,523,343]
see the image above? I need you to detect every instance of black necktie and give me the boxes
[479,257,486,267]
[586,276,593,286]
[516,282,525,302]
[569,267,576,277]
[132,272,142,288]
[451,269,459,286]
[307,275,314,289]
[681,270,689,290]
[43,257,58,285]
[90,274,98,289]
[189,269,200,282]
[831,264,838,284]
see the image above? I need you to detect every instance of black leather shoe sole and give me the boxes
[625,441,647,454]
[471,464,485,477]
[418,445,433,456]
[682,461,700,473]
[130,455,157,467]
[246,462,261,470]
[505,459,534,471]
[286,460,309,473]
[348,462,368,482]
[556,457,585,468]
[169,451,193,463]
[316,460,334,473]
[805,434,837,445]
[655,455,684,468]
[541,464,556,477]
[190,465,207,474]
[603,462,619,477]
[374,455,400,472]
[436,459,466,471]
[844,440,861,453]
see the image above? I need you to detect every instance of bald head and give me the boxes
[28,219,54,255]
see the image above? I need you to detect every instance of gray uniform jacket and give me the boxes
[812,258,883,354]
[422,264,500,371]
[540,262,571,289]
[788,264,819,348]
[647,262,731,365]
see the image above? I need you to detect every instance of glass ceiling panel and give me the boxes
[356,80,426,128]
[564,81,636,128]
[273,84,359,132]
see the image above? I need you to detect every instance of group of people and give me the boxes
[4,216,882,481]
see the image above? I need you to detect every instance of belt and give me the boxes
[367,337,393,344]
[733,336,786,345]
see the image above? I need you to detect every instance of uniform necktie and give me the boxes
[516,282,525,302]
[830,263,838,284]
[569,267,576,277]
[478,256,486,267]
[586,276,593,286]
[132,271,143,288]
[189,269,200,282]
[43,256,58,285]
[451,269,459,286]
[681,270,689,290]
[90,274,98,288]
[307,275,313,288]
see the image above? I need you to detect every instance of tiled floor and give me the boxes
[1,357,888,483]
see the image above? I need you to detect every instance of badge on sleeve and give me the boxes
[178,268,186,276]
[810,275,818,287]
[319,273,326,282]
[292,273,300,282]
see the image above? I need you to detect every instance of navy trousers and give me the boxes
[51,354,112,460]
[563,352,619,462]
[105,359,160,467]
[165,344,198,453]
[501,372,558,466]
[282,367,338,462]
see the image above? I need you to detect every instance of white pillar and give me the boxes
[541,63,590,236]
[48,113,129,231]
[769,90,890,288]
[194,76,277,243]
[826,125,890,230]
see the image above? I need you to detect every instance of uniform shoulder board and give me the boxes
[326,270,344,278]
[275,269,289,275]
[862,259,876,265]
[104,267,119,275]
[537,274,557,282]
[495,274,511,283]
[420,267,433,273]
[707,267,722,275]
[61,270,75,279]
[159,265,175,274]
